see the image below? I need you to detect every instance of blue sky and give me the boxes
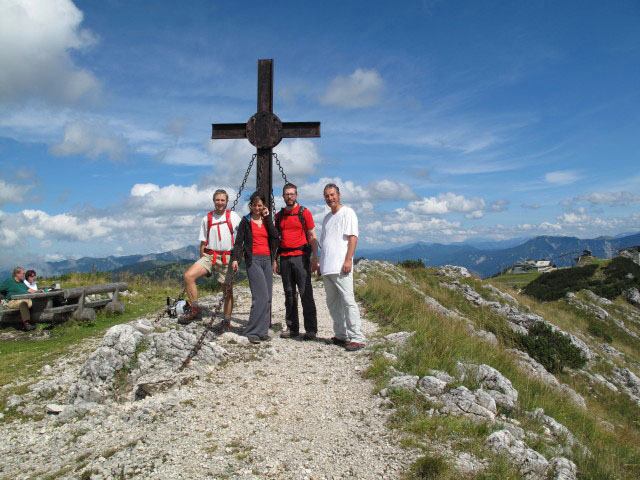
[1,0,639,269]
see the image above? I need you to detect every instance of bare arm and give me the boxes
[341,235,358,274]
[199,241,206,258]
[306,227,319,272]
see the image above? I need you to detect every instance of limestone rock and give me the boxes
[627,288,640,309]
[486,429,549,479]
[507,348,561,388]
[45,404,66,414]
[417,376,448,397]
[387,375,419,392]
[104,301,125,314]
[456,362,518,410]
[550,457,578,480]
[436,265,472,278]
[424,369,453,384]
[6,394,24,408]
[611,367,640,405]
[218,331,250,345]
[452,452,483,474]
[438,386,497,421]
[383,331,415,347]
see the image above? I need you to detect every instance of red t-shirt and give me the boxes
[276,205,315,256]
[251,220,270,256]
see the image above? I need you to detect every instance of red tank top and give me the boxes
[251,220,270,256]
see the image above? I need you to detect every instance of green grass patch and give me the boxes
[358,268,640,480]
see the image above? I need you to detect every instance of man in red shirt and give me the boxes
[274,183,318,339]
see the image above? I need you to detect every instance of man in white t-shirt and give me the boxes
[181,189,241,325]
[319,183,365,351]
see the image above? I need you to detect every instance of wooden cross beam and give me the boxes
[211,59,321,208]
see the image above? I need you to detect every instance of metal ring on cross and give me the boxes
[246,111,283,148]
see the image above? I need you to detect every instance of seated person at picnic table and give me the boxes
[23,269,39,290]
[0,267,41,331]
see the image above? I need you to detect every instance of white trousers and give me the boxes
[322,272,365,343]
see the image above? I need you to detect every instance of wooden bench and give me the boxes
[0,282,128,325]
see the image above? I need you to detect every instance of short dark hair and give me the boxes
[249,191,267,209]
[213,189,229,201]
[25,269,36,279]
[323,183,340,195]
[282,183,297,195]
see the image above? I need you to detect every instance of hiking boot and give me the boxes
[220,318,231,332]
[325,337,347,346]
[247,335,261,344]
[344,342,364,352]
[178,306,201,324]
[303,332,317,341]
[259,335,271,341]
[23,323,36,331]
[280,331,299,339]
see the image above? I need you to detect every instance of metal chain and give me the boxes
[273,152,289,185]
[177,276,237,372]
[229,154,257,212]
[177,154,258,372]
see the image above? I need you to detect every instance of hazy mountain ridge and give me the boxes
[363,233,640,277]
[8,233,639,279]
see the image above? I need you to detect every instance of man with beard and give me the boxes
[181,189,241,325]
[274,183,318,340]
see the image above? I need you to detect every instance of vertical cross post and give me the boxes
[256,59,273,204]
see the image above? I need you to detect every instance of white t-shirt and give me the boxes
[319,206,359,276]
[24,280,37,290]
[198,210,242,251]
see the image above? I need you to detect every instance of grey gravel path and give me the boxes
[0,277,417,480]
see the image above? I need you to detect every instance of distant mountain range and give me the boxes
[9,232,640,279]
[360,233,640,277]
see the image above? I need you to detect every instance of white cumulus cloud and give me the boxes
[0,179,31,206]
[50,120,127,160]
[408,193,486,215]
[544,170,580,185]
[0,0,101,104]
[576,191,640,206]
[322,68,384,108]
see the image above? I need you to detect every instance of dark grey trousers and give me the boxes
[280,254,317,334]
[244,255,273,338]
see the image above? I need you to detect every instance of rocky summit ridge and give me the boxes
[1,261,640,479]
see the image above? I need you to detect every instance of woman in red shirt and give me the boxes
[231,192,280,343]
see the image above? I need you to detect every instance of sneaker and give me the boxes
[259,335,271,341]
[247,335,261,344]
[303,332,317,341]
[23,323,36,331]
[220,318,231,332]
[344,342,364,352]
[280,331,299,339]
[325,337,347,346]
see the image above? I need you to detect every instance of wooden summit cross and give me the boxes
[211,59,320,207]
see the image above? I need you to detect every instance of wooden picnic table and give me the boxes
[1,282,127,325]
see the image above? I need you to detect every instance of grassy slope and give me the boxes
[359,266,640,479]
[0,271,224,410]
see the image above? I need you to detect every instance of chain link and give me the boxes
[273,152,288,185]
